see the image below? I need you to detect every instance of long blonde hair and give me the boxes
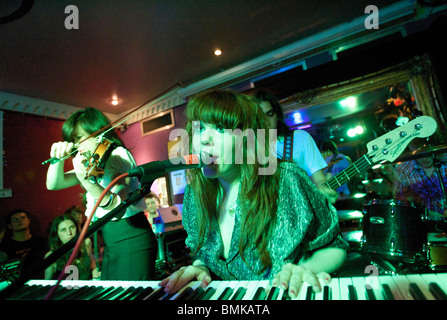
[185,89,280,272]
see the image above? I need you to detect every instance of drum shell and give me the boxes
[428,242,447,270]
[427,233,447,270]
[362,199,425,258]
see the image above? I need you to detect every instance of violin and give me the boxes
[83,136,115,183]
[43,136,116,183]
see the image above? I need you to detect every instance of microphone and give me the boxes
[127,154,204,177]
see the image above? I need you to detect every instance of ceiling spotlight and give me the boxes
[214,49,222,56]
[110,97,119,105]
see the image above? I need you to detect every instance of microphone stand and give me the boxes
[0,175,159,300]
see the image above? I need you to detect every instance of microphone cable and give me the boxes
[43,173,129,300]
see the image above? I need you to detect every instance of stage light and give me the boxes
[346,124,365,138]
[292,111,303,124]
[347,128,356,137]
[110,96,119,105]
[339,96,357,109]
[214,49,222,56]
[297,124,312,130]
[353,193,367,198]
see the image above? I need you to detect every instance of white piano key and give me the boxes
[378,276,404,300]
[313,279,328,300]
[208,280,230,300]
[436,273,447,287]
[422,273,447,297]
[326,278,340,300]
[338,277,353,300]
[169,281,201,300]
[405,274,436,300]
[254,280,270,300]
[275,287,288,300]
[242,280,263,300]
[292,281,311,300]
[313,287,324,300]
[351,277,368,300]
[229,280,249,300]
[367,279,385,300]
[391,275,414,300]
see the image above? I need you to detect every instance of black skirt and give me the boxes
[101,212,157,280]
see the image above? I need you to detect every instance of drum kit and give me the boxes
[337,144,447,275]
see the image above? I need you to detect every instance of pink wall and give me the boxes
[121,104,187,166]
[1,111,84,238]
[1,104,187,238]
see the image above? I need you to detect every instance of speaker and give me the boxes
[140,109,175,136]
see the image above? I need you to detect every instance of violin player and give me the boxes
[46,107,157,281]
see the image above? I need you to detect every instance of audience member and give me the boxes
[44,213,100,280]
[0,209,47,277]
[64,204,86,228]
[0,220,7,263]
[144,192,161,226]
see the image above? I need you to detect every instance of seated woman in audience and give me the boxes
[44,214,100,280]
[159,89,348,299]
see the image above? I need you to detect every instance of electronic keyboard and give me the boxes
[4,273,447,300]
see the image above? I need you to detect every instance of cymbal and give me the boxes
[337,210,363,222]
[393,144,447,163]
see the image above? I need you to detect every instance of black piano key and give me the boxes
[252,287,267,300]
[231,287,247,300]
[13,284,50,300]
[323,285,331,300]
[266,286,280,300]
[67,285,102,300]
[143,287,164,300]
[281,290,291,300]
[348,285,358,300]
[21,285,49,299]
[200,287,216,300]
[88,286,116,300]
[112,286,139,300]
[429,282,447,300]
[217,287,234,300]
[409,283,427,300]
[64,285,99,300]
[161,292,176,300]
[187,287,205,300]
[51,286,82,300]
[382,284,395,300]
[38,285,67,300]
[36,285,64,300]
[73,286,104,300]
[365,287,377,300]
[173,287,194,300]
[305,286,314,300]
[97,287,126,300]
